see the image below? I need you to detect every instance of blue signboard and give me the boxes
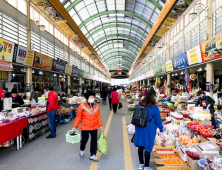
[172,53,188,70]
[52,59,65,73]
[72,66,80,76]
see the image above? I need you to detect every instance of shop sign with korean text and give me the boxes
[173,53,188,69]
[154,64,166,76]
[165,60,173,72]
[147,69,154,78]
[33,52,53,71]
[190,74,197,81]
[0,60,12,71]
[0,37,14,62]
[65,64,72,74]
[72,66,80,76]
[12,44,35,66]
[187,45,202,65]
[52,59,65,73]
[200,32,222,62]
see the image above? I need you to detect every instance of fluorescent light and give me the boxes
[198,68,202,72]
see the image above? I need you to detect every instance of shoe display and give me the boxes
[46,135,56,139]
[89,155,99,162]
[138,164,144,170]
[79,151,84,158]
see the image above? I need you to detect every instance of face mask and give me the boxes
[88,98,94,103]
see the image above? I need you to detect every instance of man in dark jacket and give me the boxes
[107,86,113,110]
[44,86,58,138]
[101,86,107,105]
[195,90,216,128]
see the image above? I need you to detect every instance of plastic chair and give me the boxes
[58,115,66,125]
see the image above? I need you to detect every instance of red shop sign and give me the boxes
[0,60,12,71]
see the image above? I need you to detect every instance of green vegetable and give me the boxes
[128,107,135,112]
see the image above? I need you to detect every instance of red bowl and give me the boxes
[201,133,214,138]
[203,125,214,129]
[186,151,200,159]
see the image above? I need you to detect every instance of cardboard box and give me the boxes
[200,136,208,143]
[153,152,181,159]
[197,141,220,152]
[187,153,220,170]
[155,158,187,166]
[154,147,175,154]
[157,166,191,170]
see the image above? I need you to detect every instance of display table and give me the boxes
[26,111,49,141]
[0,117,27,150]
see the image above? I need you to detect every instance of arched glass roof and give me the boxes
[62,0,165,71]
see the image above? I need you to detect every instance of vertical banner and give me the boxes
[65,64,72,74]
[187,45,202,65]
[165,60,173,72]
[0,38,15,62]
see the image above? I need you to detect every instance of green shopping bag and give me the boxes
[97,130,108,154]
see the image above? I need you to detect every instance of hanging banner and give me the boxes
[147,69,154,78]
[200,32,222,62]
[72,66,80,77]
[1,71,8,79]
[173,53,188,69]
[0,60,12,71]
[33,52,53,71]
[154,64,166,76]
[12,44,34,66]
[187,45,202,65]
[52,59,65,73]
[165,60,173,72]
[65,64,72,74]
[0,37,15,62]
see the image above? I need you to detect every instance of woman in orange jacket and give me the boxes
[72,91,103,162]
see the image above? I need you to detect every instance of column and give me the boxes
[147,79,150,86]
[93,80,96,91]
[143,79,145,86]
[26,1,32,100]
[166,31,171,95]
[79,77,82,95]
[67,39,71,94]
[206,63,213,97]
[7,72,12,82]
[136,81,139,89]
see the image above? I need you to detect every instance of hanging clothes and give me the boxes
[184,70,190,87]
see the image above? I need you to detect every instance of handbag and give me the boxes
[97,130,108,154]
[131,116,154,143]
[118,102,123,109]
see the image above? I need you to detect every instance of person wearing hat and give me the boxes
[0,89,5,111]
[195,90,216,128]
[10,88,24,108]
[72,91,103,162]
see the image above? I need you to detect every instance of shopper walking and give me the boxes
[72,91,103,162]
[44,86,58,139]
[195,90,216,128]
[134,90,164,170]
[101,85,107,105]
[107,86,113,110]
[111,87,120,114]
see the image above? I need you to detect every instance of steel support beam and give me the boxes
[99,47,137,57]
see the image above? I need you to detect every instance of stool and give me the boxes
[58,115,66,125]
[70,110,75,119]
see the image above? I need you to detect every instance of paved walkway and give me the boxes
[0,99,156,170]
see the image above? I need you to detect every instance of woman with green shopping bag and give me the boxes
[72,91,103,162]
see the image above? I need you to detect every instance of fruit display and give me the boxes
[161,116,166,121]
[186,121,199,128]
[156,147,174,154]
[154,135,175,147]
[160,155,180,159]
[200,129,215,138]
[178,136,199,146]
[171,129,191,138]
[198,142,218,151]
[204,154,222,170]
[157,148,172,151]
[199,109,210,114]
[163,160,186,165]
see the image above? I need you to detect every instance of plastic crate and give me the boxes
[66,130,80,144]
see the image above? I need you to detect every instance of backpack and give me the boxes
[131,106,149,127]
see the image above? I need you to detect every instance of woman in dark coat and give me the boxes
[134,90,164,170]
[101,86,107,105]
[10,88,24,108]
